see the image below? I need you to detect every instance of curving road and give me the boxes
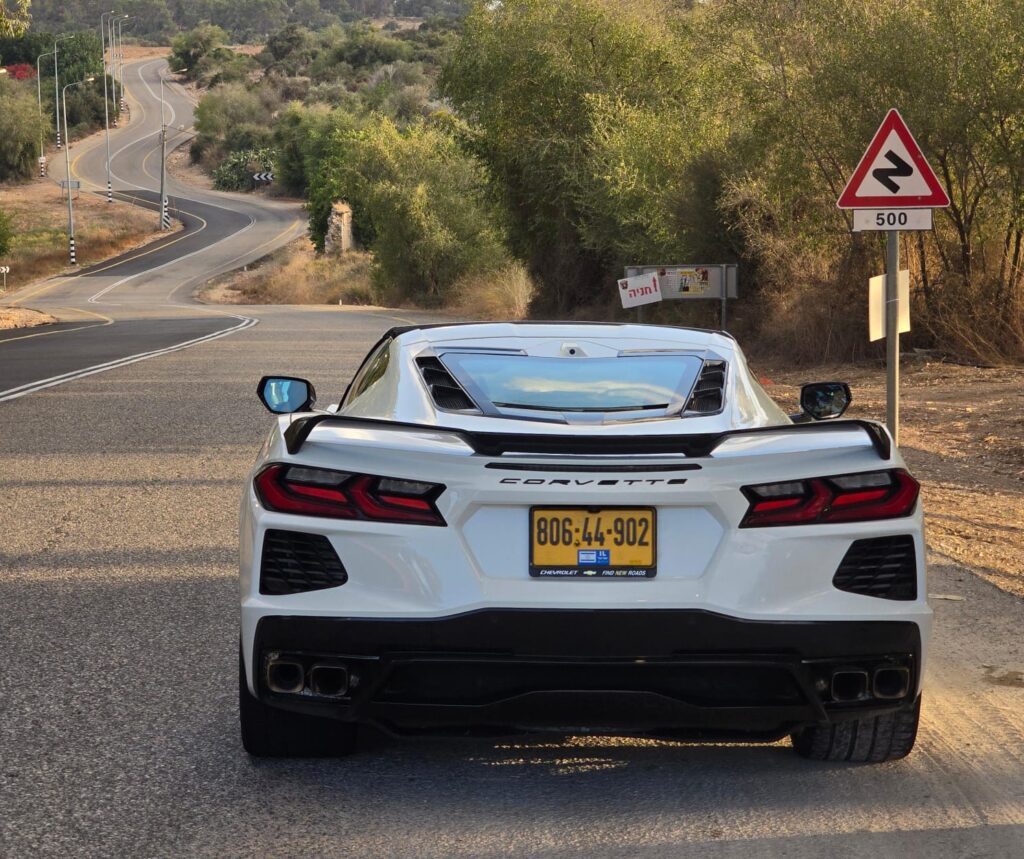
[0,59,305,401]
[1,57,1023,859]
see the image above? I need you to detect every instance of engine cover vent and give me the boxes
[833,536,917,601]
[416,356,476,411]
[684,360,727,415]
[260,529,348,595]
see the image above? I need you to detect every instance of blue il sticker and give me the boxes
[578,549,611,565]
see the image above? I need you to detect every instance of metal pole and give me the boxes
[885,230,900,445]
[36,52,47,161]
[117,18,131,111]
[100,11,113,202]
[52,34,74,151]
[159,74,168,230]
[62,78,93,266]
[54,41,61,149]
[108,15,117,126]
[720,264,727,330]
[63,83,76,265]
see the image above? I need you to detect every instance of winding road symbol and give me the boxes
[871,150,914,193]
[837,109,950,209]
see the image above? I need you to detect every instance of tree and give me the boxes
[441,0,694,313]
[0,208,13,258]
[0,0,30,38]
[171,24,228,78]
[0,75,49,180]
[309,115,512,304]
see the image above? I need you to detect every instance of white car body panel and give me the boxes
[240,323,930,740]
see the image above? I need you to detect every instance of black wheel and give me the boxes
[791,696,921,762]
[239,647,357,758]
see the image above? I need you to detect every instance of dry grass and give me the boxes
[450,264,537,320]
[120,46,172,61]
[0,307,57,330]
[200,238,377,305]
[200,239,538,319]
[0,179,163,291]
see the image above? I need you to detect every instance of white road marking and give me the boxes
[88,211,252,303]
[0,314,257,402]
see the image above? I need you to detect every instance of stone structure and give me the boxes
[324,201,354,255]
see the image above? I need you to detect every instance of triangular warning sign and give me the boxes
[837,109,950,209]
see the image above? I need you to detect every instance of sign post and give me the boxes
[0,265,9,291]
[837,109,950,446]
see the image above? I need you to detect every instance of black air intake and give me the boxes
[260,529,347,595]
[685,360,727,415]
[416,357,476,411]
[833,536,917,601]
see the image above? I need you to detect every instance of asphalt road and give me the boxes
[1,60,1023,859]
[0,59,304,401]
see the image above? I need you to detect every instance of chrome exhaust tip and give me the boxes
[873,666,911,700]
[266,657,305,694]
[309,664,349,698]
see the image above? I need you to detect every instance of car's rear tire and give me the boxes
[791,695,920,762]
[239,647,357,758]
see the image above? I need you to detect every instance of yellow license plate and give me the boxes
[529,507,656,578]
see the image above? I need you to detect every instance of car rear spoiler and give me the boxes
[283,416,892,461]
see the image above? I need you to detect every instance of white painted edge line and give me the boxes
[0,315,257,402]
[88,212,255,303]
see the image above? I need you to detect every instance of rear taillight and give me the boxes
[740,469,919,528]
[255,464,446,525]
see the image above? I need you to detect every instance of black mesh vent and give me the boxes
[685,360,727,415]
[416,356,476,410]
[833,536,917,601]
[260,529,348,595]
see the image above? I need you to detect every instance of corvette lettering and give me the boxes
[498,477,687,486]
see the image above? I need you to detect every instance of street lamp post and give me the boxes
[62,77,96,266]
[53,34,74,150]
[100,10,116,202]
[108,15,127,125]
[116,17,132,112]
[35,52,52,168]
[159,68,186,231]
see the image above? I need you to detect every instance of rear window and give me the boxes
[442,353,704,413]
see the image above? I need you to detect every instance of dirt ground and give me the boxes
[166,144,213,190]
[0,178,163,296]
[119,46,171,62]
[0,306,56,329]
[759,359,1024,598]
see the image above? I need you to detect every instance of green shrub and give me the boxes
[0,209,13,258]
[309,115,511,304]
[0,77,49,181]
[212,147,276,191]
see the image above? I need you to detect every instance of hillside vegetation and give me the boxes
[7,0,1024,365]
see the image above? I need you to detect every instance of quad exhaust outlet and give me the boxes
[265,654,352,698]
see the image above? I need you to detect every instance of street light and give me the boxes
[35,52,53,166]
[53,33,75,150]
[62,76,96,267]
[159,67,187,231]
[100,10,117,202]
[116,17,133,112]
[108,14,127,124]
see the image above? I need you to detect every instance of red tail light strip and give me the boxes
[255,465,446,525]
[740,470,919,527]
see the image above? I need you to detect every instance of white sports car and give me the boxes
[239,322,929,761]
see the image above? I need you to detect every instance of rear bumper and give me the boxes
[251,610,921,740]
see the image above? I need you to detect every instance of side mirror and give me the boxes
[257,376,316,414]
[794,381,852,422]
